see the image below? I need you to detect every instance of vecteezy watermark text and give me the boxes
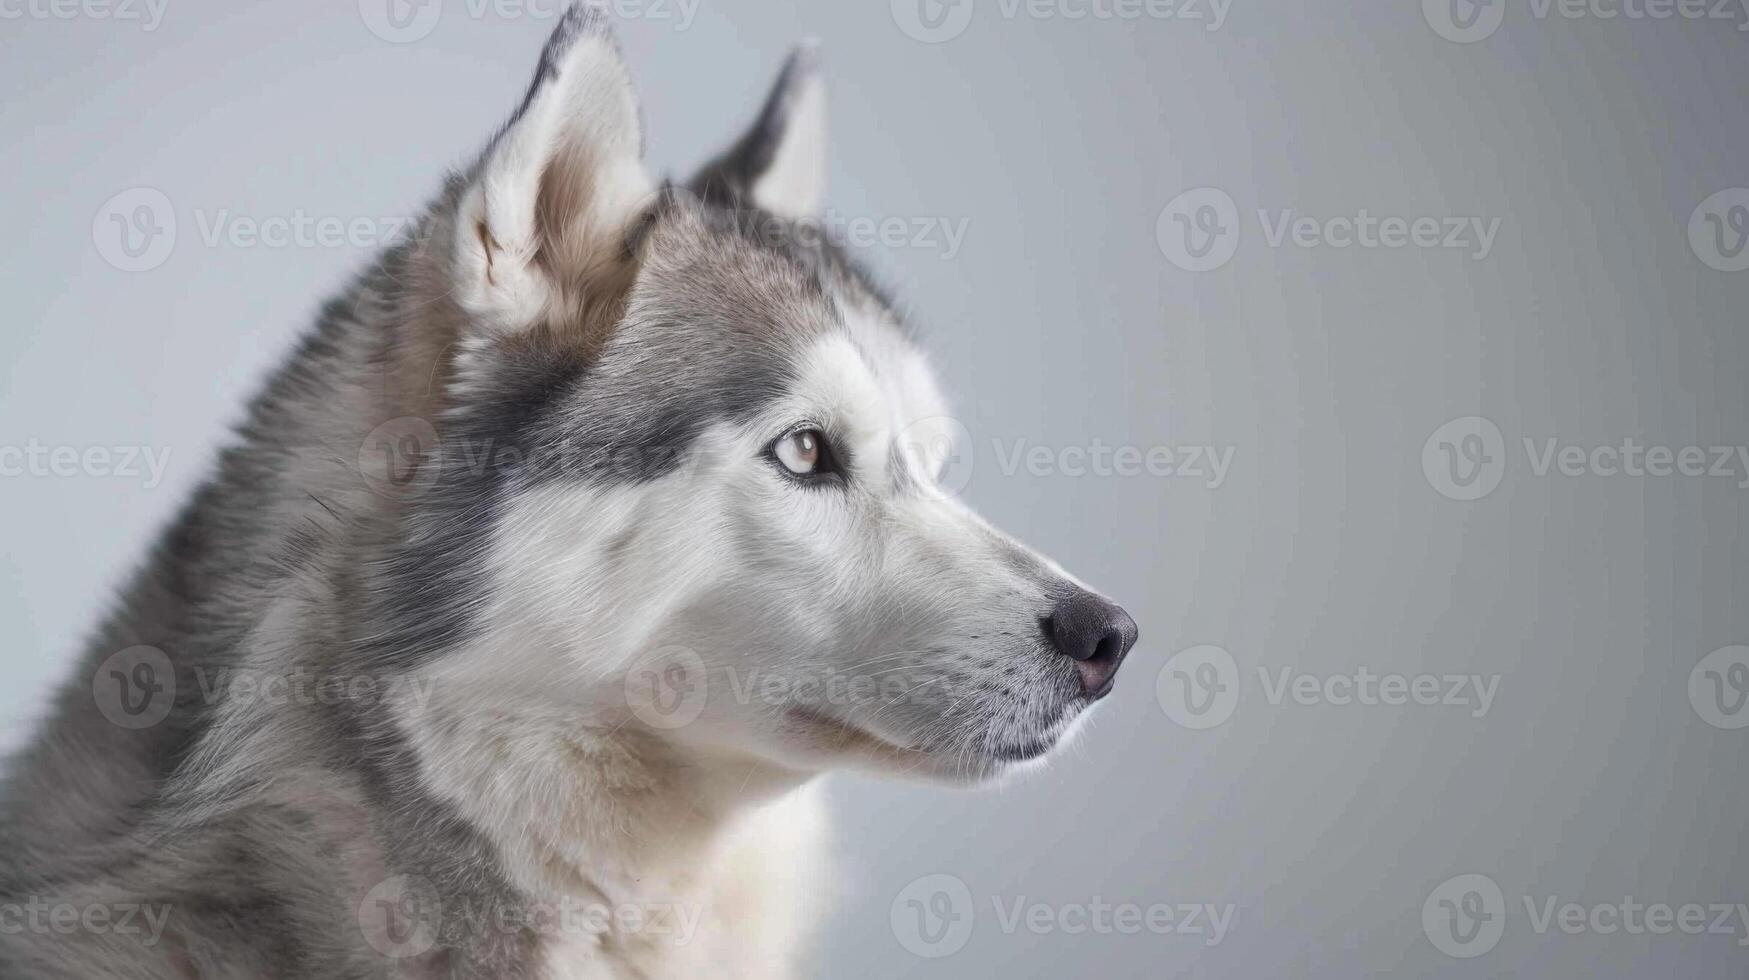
[0,440,172,488]
[1155,645,1501,730]
[359,0,702,43]
[728,207,971,260]
[91,648,442,731]
[989,439,1234,487]
[1423,416,1749,501]
[0,0,168,29]
[1256,209,1500,260]
[889,873,1235,958]
[1257,665,1499,717]
[0,898,173,948]
[1424,873,1749,959]
[357,875,704,959]
[1424,0,1749,44]
[1158,188,1503,272]
[622,652,1048,731]
[93,187,418,272]
[891,0,1231,44]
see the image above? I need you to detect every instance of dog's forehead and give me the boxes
[630,201,837,346]
[612,200,928,411]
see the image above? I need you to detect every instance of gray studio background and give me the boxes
[3,1,1746,976]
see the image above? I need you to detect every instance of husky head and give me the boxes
[382,5,1137,785]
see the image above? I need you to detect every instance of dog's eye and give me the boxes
[774,429,823,475]
[771,428,838,480]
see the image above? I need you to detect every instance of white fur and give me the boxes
[392,328,1099,975]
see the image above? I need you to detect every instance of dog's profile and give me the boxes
[0,5,1138,976]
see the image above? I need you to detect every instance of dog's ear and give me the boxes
[453,3,654,339]
[690,43,827,221]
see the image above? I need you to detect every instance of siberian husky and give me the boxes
[0,5,1138,976]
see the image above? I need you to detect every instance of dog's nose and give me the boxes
[1045,590,1139,700]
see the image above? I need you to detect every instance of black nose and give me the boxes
[1045,590,1139,700]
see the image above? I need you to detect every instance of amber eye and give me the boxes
[773,428,825,476]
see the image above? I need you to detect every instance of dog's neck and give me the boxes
[390,662,812,908]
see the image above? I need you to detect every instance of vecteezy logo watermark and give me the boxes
[1422,0,1507,42]
[358,417,443,496]
[1158,646,1501,729]
[358,875,705,959]
[894,416,1235,497]
[890,0,978,42]
[1689,645,1749,730]
[1426,0,1749,41]
[1155,645,1241,729]
[0,0,169,30]
[93,188,417,272]
[1157,188,1240,273]
[360,0,702,44]
[890,0,1231,43]
[1424,873,1749,958]
[1424,416,1749,501]
[93,188,176,273]
[0,440,174,488]
[891,874,976,958]
[895,415,977,497]
[95,651,442,729]
[358,875,443,959]
[1423,874,1507,957]
[1159,190,1503,272]
[358,0,444,42]
[1422,416,1507,502]
[890,874,1234,958]
[1689,188,1749,272]
[624,646,710,730]
[92,645,176,729]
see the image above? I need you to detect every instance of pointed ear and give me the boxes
[690,43,827,221]
[453,4,655,338]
